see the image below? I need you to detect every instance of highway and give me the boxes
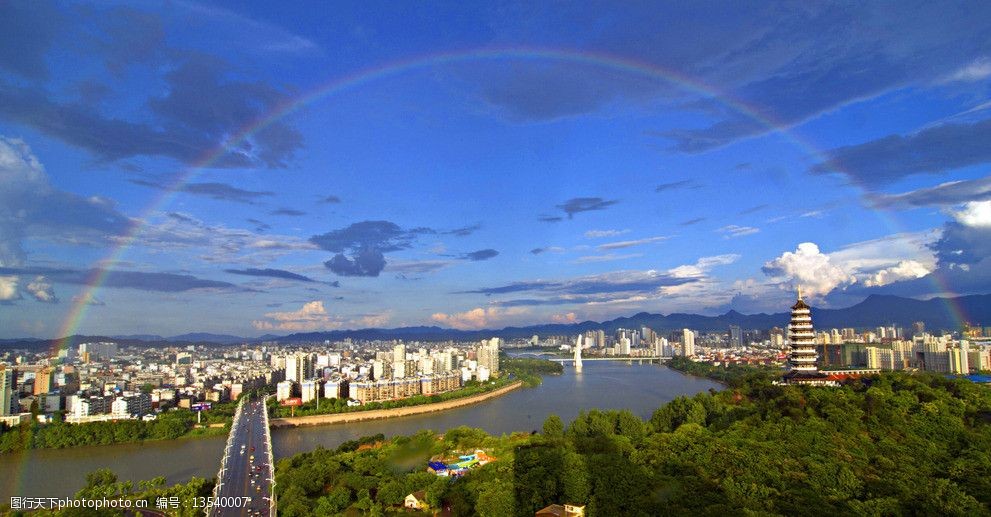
[212,398,274,517]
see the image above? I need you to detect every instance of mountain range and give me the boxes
[2,293,989,351]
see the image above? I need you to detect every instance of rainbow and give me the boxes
[51,46,971,358]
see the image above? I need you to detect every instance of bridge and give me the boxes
[210,396,277,516]
[549,356,671,364]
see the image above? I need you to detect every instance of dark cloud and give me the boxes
[224,268,315,282]
[309,221,432,254]
[0,32,303,168]
[167,212,199,225]
[271,208,307,217]
[476,3,991,151]
[460,249,499,261]
[538,215,563,223]
[310,220,434,277]
[386,260,451,274]
[556,197,619,219]
[130,179,274,204]
[531,248,547,255]
[459,273,695,297]
[738,204,770,215]
[95,6,165,74]
[734,163,753,171]
[473,60,662,121]
[812,119,991,188]
[444,224,482,237]
[0,1,60,79]
[319,195,342,204]
[654,180,697,192]
[679,217,706,226]
[246,218,271,231]
[0,266,247,293]
[870,176,991,208]
[325,247,387,277]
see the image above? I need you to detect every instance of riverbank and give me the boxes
[270,381,524,428]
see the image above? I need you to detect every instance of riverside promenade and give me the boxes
[269,381,523,428]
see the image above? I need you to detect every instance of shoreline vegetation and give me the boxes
[268,371,991,516]
[270,381,524,428]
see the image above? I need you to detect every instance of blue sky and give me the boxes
[1,1,991,337]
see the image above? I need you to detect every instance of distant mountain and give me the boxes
[2,293,988,350]
[167,333,248,344]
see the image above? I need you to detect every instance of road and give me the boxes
[212,398,273,517]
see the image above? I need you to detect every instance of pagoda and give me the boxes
[783,287,830,385]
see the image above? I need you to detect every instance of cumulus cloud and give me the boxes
[430,306,529,330]
[0,275,19,301]
[762,243,857,297]
[865,260,931,287]
[26,276,57,303]
[252,300,343,331]
[551,312,578,324]
[950,200,991,228]
[0,137,135,303]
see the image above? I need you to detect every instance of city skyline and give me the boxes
[2,2,991,338]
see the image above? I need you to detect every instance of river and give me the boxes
[0,360,721,499]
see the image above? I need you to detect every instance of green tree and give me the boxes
[542,414,564,439]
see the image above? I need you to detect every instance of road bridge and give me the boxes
[210,396,276,516]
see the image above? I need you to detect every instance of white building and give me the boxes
[682,329,696,357]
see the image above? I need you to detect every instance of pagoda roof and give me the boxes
[791,298,810,310]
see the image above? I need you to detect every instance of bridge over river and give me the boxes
[210,397,276,517]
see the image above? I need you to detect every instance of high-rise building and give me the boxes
[476,338,500,374]
[681,329,696,357]
[286,353,312,383]
[784,289,828,384]
[0,366,13,416]
[33,367,53,395]
[729,325,743,348]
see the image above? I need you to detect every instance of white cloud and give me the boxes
[551,312,578,323]
[669,254,740,278]
[584,229,629,238]
[0,276,18,301]
[26,276,57,303]
[430,306,528,330]
[950,200,991,228]
[572,253,642,264]
[865,260,931,287]
[763,242,856,297]
[597,236,669,250]
[717,225,760,238]
[252,300,343,331]
[943,57,991,83]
